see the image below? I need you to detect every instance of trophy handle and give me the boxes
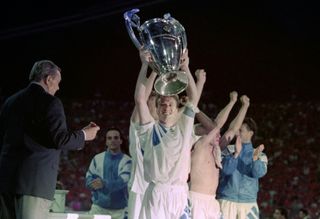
[123,8,143,49]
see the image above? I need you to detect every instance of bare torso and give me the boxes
[190,140,219,195]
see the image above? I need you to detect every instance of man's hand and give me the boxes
[240,95,250,107]
[139,48,152,65]
[195,69,206,84]
[253,144,265,161]
[83,122,100,141]
[180,49,189,71]
[229,91,238,103]
[89,178,104,190]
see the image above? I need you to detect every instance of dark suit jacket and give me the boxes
[0,83,85,200]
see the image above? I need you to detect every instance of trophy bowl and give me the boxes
[124,9,188,96]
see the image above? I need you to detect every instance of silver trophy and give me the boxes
[124,8,188,96]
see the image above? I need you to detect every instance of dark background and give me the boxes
[1,0,319,103]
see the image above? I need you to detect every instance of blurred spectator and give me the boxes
[273,207,288,219]
[299,208,311,219]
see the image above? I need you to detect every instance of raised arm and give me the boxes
[195,91,238,135]
[214,91,238,129]
[220,95,250,149]
[180,49,198,107]
[134,49,153,125]
[145,71,157,100]
[179,69,206,126]
[131,71,157,123]
[195,69,206,103]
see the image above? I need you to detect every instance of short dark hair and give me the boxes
[243,117,258,141]
[29,60,61,82]
[105,127,129,155]
[106,127,123,140]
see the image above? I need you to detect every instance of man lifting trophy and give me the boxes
[124,8,188,96]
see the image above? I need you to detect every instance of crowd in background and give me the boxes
[1,91,319,218]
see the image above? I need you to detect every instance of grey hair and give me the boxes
[29,60,61,82]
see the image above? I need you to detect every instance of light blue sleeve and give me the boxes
[221,155,239,175]
[85,156,99,189]
[252,153,268,178]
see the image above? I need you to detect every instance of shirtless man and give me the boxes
[190,126,222,219]
[189,93,250,219]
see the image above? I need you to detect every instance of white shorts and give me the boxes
[139,183,190,219]
[189,191,221,219]
[219,199,259,219]
[128,191,144,219]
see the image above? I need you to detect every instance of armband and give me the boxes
[185,102,200,113]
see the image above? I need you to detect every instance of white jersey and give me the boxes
[128,119,149,194]
[137,106,196,185]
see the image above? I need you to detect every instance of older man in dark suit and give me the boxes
[0,60,100,219]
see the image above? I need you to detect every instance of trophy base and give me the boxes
[154,70,188,96]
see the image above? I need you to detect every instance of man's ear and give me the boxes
[44,75,51,85]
